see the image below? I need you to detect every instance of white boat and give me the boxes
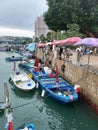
[9,72,35,91]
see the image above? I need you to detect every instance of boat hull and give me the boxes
[19,61,34,70]
[9,73,35,91]
[29,68,78,104]
[6,57,23,61]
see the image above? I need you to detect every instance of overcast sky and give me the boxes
[0,0,48,37]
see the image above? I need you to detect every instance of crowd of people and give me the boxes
[37,44,98,66]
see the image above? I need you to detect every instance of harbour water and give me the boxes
[0,51,98,130]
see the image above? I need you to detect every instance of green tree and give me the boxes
[44,0,98,37]
[77,0,98,37]
[34,37,39,43]
[65,23,84,38]
[39,34,46,43]
[46,32,53,42]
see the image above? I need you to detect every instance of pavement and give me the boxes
[71,51,98,73]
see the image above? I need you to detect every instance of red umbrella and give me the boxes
[34,57,39,72]
[52,39,67,45]
[58,39,67,44]
[52,40,60,45]
[55,66,59,83]
[37,43,46,47]
[65,37,82,45]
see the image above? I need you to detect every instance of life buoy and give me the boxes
[61,64,65,73]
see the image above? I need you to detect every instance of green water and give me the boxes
[0,52,98,130]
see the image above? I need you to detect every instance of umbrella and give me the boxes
[51,40,60,45]
[65,37,82,45]
[37,43,46,47]
[46,42,52,45]
[55,66,59,83]
[51,39,67,45]
[74,38,98,69]
[74,38,98,47]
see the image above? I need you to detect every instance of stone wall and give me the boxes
[37,50,98,114]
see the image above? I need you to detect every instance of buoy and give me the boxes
[74,84,80,93]
[41,90,45,97]
[36,83,39,88]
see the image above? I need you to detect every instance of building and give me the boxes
[35,16,50,38]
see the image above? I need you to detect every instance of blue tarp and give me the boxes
[26,43,37,52]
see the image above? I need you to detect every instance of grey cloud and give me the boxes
[0,0,48,31]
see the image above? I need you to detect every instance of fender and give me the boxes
[61,64,65,73]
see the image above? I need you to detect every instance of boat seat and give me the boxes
[16,80,22,85]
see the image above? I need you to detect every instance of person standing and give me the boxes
[76,47,81,66]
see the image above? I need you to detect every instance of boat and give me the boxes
[18,60,35,70]
[29,65,79,104]
[9,72,35,91]
[22,51,33,57]
[6,56,23,61]
[18,123,35,130]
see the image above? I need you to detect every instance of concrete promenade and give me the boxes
[37,49,98,114]
[71,51,98,72]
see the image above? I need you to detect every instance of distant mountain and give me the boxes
[0,36,32,44]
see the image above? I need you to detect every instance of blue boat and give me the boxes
[19,60,35,70]
[6,56,23,61]
[18,123,35,130]
[29,66,79,104]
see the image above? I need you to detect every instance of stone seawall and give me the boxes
[37,50,98,114]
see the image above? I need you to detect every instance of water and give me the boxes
[0,52,98,130]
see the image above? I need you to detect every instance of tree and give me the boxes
[44,0,98,37]
[44,0,66,31]
[46,32,53,42]
[34,37,39,43]
[65,23,84,38]
[39,34,46,43]
[77,0,98,37]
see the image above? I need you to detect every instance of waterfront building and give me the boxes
[34,16,50,38]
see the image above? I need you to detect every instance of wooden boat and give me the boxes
[6,56,23,61]
[18,123,35,130]
[9,72,35,91]
[29,66,79,104]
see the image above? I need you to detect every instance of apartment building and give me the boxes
[35,16,49,38]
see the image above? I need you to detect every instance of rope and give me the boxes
[12,100,34,109]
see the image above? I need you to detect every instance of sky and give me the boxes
[0,0,48,38]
